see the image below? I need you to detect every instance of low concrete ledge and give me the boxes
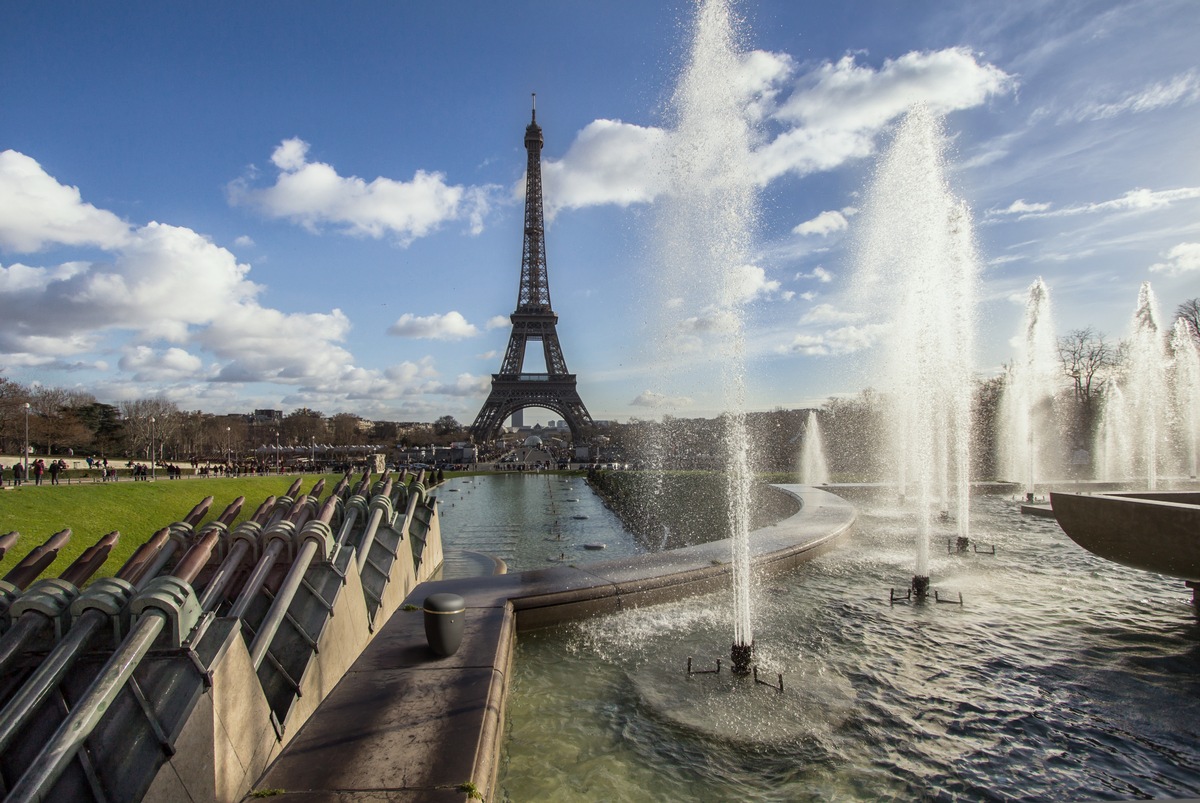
[255,485,855,802]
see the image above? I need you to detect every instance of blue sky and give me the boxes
[2,0,1198,426]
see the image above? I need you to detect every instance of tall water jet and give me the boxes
[798,410,831,485]
[854,105,978,592]
[1121,282,1168,489]
[999,278,1061,498]
[651,0,759,670]
[1095,379,1134,482]
[1170,318,1200,478]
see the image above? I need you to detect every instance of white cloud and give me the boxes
[540,119,668,216]
[486,315,510,330]
[0,150,131,253]
[387,311,479,340]
[756,48,1013,183]
[1005,186,1200,220]
[730,263,780,302]
[989,199,1052,216]
[795,266,834,283]
[229,138,495,244]
[1149,242,1200,276]
[778,323,887,356]
[233,235,255,248]
[800,303,860,324]
[529,48,1009,215]
[119,345,206,381]
[630,389,694,408]
[0,221,261,354]
[793,210,849,236]
[1063,70,1200,122]
[775,48,1013,130]
[680,307,739,334]
[198,305,354,384]
[0,148,423,407]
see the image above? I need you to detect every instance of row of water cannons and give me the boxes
[0,469,429,802]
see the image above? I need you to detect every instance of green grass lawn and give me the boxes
[0,474,345,584]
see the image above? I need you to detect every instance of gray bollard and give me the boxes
[423,593,465,657]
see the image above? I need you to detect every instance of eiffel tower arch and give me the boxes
[470,98,594,445]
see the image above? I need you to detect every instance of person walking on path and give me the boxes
[33,458,44,486]
[48,459,60,485]
[12,462,24,487]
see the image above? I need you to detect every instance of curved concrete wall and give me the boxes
[257,485,856,802]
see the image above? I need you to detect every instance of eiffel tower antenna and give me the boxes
[470,100,593,446]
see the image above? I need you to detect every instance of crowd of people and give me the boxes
[1,457,68,487]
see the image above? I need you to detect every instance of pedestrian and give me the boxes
[48,459,60,485]
[12,462,24,487]
[33,458,44,486]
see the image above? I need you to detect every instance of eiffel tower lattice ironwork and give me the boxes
[470,98,593,444]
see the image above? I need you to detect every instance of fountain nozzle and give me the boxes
[911,575,930,599]
[730,641,753,675]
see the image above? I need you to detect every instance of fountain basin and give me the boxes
[1051,491,1200,581]
[253,485,854,799]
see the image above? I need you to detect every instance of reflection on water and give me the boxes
[436,473,642,572]
[501,495,1200,801]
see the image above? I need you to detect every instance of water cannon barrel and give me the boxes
[0,532,18,561]
[183,497,215,527]
[172,529,221,585]
[59,532,120,587]
[214,496,245,527]
[308,478,326,499]
[116,529,170,584]
[2,530,72,589]
[250,495,277,524]
[354,480,397,574]
[133,527,176,588]
[248,496,338,669]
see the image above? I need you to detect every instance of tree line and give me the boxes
[0,378,460,462]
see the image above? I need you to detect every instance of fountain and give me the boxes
[998,278,1061,499]
[648,0,758,673]
[798,410,831,485]
[1170,317,1200,478]
[497,4,1200,792]
[1096,282,1169,487]
[853,105,978,595]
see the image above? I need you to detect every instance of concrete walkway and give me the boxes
[253,485,856,801]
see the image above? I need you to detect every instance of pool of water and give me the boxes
[435,473,642,572]
[500,495,1200,801]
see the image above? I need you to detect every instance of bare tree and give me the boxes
[1176,298,1200,345]
[121,397,181,461]
[30,387,95,454]
[281,408,326,446]
[1058,327,1123,404]
[1058,327,1125,447]
[0,378,30,454]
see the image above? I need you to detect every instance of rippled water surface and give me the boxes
[435,473,641,572]
[500,495,1200,801]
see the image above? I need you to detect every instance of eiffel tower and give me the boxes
[470,98,593,445]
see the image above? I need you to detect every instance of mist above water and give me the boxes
[852,105,978,578]
[798,410,830,485]
[998,278,1060,494]
[646,0,760,651]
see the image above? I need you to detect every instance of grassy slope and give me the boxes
[0,474,344,584]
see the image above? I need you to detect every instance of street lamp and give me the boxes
[23,402,30,478]
[275,430,281,474]
[226,426,231,467]
[150,417,156,481]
